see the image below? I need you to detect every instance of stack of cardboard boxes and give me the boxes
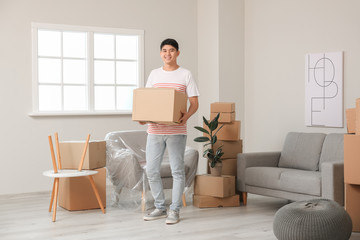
[58,141,107,211]
[344,101,360,231]
[209,102,243,176]
[193,102,242,208]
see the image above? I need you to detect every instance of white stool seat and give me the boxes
[43,169,98,178]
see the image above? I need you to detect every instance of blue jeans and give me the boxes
[145,134,187,212]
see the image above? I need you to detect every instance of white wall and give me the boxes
[219,0,244,136]
[4,0,358,195]
[197,0,220,173]
[0,0,198,195]
[197,0,244,173]
[244,0,360,152]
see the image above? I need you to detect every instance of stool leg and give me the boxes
[141,191,145,212]
[182,193,187,207]
[242,192,248,206]
[88,175,105,214]
[52,178,59,222]
[49,179,56,212]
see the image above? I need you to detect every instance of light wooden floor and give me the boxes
[1,189,360,240]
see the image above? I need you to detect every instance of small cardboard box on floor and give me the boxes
[132,88,187,125]
[60,141,106,170]
[193,194,240,208]
[345,184,360,232]
[194,175,235,198]
[59,167,106,211]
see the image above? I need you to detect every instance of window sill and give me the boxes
[28,111,132,117]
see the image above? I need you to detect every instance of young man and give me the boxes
[142,39,199,224]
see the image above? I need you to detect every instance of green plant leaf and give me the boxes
[203,148,212,157]
[209,121,216,131]
[203,116,209,127]
[206,148,214,154]
[211,135,217,144]
[213,124,225,136]
[214,112,220,122]
[194,126,209,135]
[209,114,219,131]
[213,121,218,130]
[207,152,214,159]
[194,136,210,142]
[215,147,223,155]
[210,161,216,168]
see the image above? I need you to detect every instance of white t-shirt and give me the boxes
[145,67,200,135]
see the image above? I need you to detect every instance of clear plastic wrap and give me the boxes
[105,130,199,211]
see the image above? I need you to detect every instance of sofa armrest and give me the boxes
[236,152,281,192]
[321,161,344,206]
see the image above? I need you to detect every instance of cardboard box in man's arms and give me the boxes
[132,88,187,125]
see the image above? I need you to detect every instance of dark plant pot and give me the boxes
[209,162,222,176]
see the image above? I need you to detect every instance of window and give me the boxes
[31,23,144,115]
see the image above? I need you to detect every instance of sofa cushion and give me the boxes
[245,167,321,196]
[278,132,326,171]
[279,169,321,196]
[319,133,344,171]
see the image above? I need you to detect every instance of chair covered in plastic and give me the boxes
[105,130,199,210]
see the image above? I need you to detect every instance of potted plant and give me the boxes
[194,113,224,176]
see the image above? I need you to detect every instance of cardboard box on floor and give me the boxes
[344,134,360,185]
[203,121,241,141]
[346,108,356,134]
[132,88,187,125]
[193,194,240,208]
[60,141,106,170]
[210,112,235,123]
[194,175,235,198]
[210,102,235,113]
[59,167,106,211]
[345,184,360,232]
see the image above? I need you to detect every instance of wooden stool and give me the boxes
[43,133,105,222]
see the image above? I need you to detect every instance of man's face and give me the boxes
[160,45,180,65]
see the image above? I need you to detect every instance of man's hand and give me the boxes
[178,96,199,125]
[178,111,191,125]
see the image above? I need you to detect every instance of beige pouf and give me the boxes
[273,199,352,240]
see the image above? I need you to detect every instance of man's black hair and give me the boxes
[160,38,179,51]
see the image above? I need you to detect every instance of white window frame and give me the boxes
[30,22,144,116]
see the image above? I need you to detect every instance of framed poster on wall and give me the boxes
[305,51,343,127]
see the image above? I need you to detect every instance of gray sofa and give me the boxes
[237,132,345,205]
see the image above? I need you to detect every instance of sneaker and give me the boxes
[143,209,167,221]
[166,210,180,224]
